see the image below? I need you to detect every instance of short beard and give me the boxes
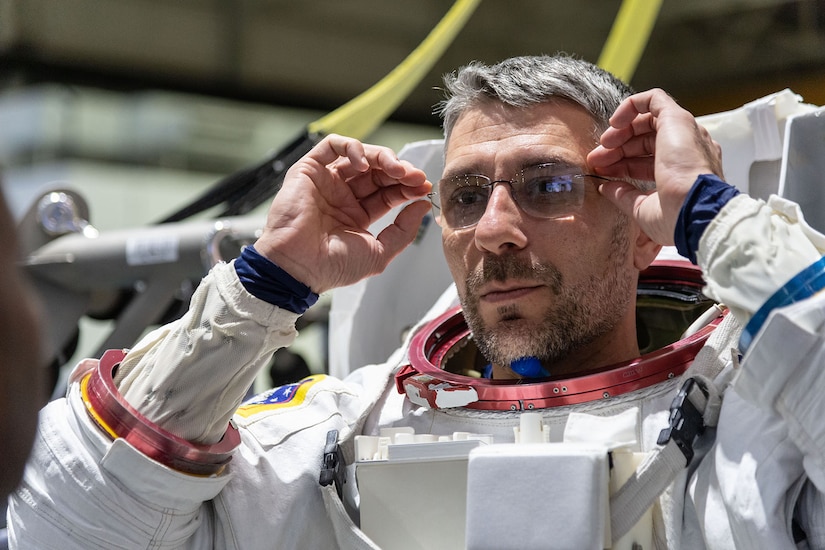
[461,215,634,371]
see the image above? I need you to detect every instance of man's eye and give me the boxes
[527,176,574,195]
[450,187,487,206]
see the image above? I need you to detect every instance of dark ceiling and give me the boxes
[2,0,825,129]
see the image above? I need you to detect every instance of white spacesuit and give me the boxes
[8,176,825,549]
[9,71,825,550]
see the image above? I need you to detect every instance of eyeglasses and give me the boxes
[429,162,611,229]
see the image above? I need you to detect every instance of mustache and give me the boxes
[466,255,563,294]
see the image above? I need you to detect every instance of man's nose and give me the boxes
[473,184,528,253]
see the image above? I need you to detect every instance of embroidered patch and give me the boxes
[235,375,326,417]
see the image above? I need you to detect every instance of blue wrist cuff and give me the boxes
[674,174,740,264]
[234,245,319,314]
[739,256,825,354]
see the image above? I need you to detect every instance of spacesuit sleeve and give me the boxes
[114,260,303,444]
[698,194,825,495]
[696,193,825,322]
[8,381,230,549]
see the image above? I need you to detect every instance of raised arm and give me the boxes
[253,134,432,293]
[587,89,824,321]
[590,89,825,542]
[8,136,432,548]
[587,88,723,247]
[110,134,431,446]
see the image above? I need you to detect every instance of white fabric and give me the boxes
[777,105,825,234]
[696,89,815,197]
[735,293,825,494]
[609,313,738,544]
[115,262,302,443]
[9,192,825,549]
[698,194,825,323]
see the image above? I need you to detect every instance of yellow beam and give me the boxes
[309,0,481,139]
[598,0,663,83]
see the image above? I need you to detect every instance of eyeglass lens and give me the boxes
[432,163,593,229]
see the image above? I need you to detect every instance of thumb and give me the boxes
[374,200,433,267]
[598,180,647,219]
[599,180,674,245]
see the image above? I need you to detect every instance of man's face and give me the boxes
[441,100,640,378]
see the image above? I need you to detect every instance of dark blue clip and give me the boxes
[657,378,707,464]
[319,429,346,497]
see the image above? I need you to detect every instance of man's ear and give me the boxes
[633,226,662,270]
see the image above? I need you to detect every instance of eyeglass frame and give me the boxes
[428,161,613,229]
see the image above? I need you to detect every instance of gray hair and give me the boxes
[436,54,634,144]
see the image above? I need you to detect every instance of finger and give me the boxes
[610,88,676,127]
[587,143,624,168]
[347,160,428,201]
[599,180,674,246]
[607,134,657,162]
[328,152,412,182]
[308,135,426,201]
[606,93,648,128]
[327,157,413,189]
[358,181,433,223]
[590,155,656,182]
[588,132,656,172]
[360,147,427,185]
[599,112,656,149]
[374,200,432,266]
[362,145,405,178]
[328,157,367,181]
[597,180,651,220]
[307,134,370,172]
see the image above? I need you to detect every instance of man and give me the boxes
[9,55,825,548]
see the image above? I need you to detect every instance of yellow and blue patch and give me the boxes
[235,375,326,417]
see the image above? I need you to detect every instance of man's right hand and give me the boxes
[252,134,432,294]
